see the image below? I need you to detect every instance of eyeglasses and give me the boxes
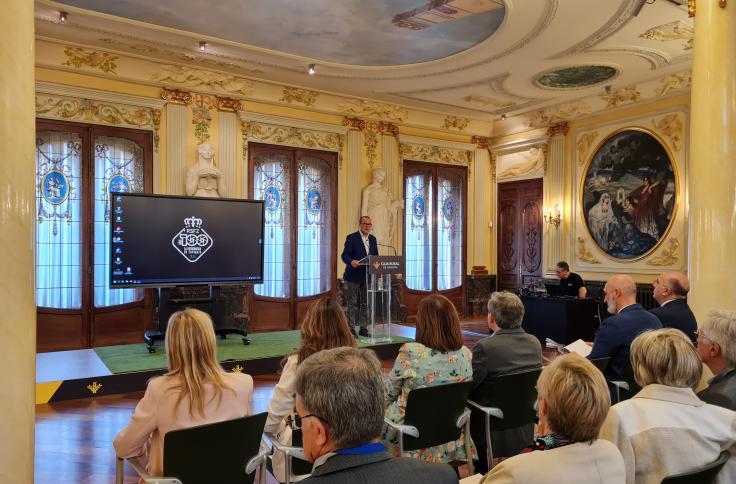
[694,329,711,341]
[287,411,325,430]
[360,223,373,226]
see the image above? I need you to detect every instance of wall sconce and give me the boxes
[544,205,561,228]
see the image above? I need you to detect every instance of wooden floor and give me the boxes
[34,321,492,483]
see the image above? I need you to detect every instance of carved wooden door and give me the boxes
[496,179,543,291]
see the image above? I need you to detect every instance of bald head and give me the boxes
[604,274,637,313]
[654,271,689,304]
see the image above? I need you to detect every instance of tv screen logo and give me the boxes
[172,216,213,262]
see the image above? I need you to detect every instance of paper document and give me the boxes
[564,339,593,357]
[545,338,564,350]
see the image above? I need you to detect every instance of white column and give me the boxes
[545,130,565,274]
[382,133,401,254]
[166,103,188,195]
[0,0,35,481]
[473,147,492,269]
[218,110,238,198]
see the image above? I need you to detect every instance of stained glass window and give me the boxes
[437,172,463,291]
[404,171,433,292]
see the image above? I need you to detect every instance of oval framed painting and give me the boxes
[581,128,678,261]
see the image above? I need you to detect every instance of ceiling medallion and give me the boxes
[535,65,618,90]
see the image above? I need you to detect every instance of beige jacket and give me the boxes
[113,372,253,477]
[480,440,625,483]
[599,384,736,484]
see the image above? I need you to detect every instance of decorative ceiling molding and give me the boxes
[35,80,165,109]
[239,112,349,136]
[651,113,684,152]
[491,136,548,155]
[645,238,680,266]
[399,142,473,170]
[526,101,593,128]
[587,46,670,70]
[442,116,470,131]
[599,85,641,107]
[337,100,408,123]
[151,65,255,97]
[655,71,691,97]
[280,87,320,107]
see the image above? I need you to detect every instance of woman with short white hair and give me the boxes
[599,328,736,484]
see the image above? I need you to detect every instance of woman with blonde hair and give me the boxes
[114,308,253,477]
[382,294,476,464]
[600,328,736,484]
[482,353,625,483]
[264,296,356,482]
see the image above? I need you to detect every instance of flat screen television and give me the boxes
[109,193,264,288]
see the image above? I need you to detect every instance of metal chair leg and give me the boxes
[464,417,474,476]
[485,412,494,470]
[115,458,124,484]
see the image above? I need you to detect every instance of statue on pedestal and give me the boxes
[186,143,225,198]
[361,167,403,253]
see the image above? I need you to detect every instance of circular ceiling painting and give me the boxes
[536,66,617,89]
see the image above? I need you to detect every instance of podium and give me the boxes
[520,295,600,345]
[362,255,404,344]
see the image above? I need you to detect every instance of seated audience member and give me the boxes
[295,347,458,483]
[555,261,587,298]
[481,354,625,483]
[698,310,736,410]
[383,294,476,464]
[588,274,662,398]
[649,271,698,342]
[599,328,736,484]
[470,291,542,473]
[265,297,356,482]
[114,308,253,477]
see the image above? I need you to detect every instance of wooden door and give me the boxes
[496,179,543,292]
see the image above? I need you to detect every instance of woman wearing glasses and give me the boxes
[265,297,357,482]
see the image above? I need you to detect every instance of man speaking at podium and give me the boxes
[342,216,379,337]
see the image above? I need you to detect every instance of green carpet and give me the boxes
[94,330,413,374]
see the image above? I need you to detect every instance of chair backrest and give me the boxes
[163,412,267,484]
[289,428,314,475]
[590,357,611,374]
[478,368,542,431]
[661,450,731,484]
[402,381,474,451]
[617,357,641,402]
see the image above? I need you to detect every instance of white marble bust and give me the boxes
[185,143,225,198]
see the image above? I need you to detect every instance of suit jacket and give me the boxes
[588,304,662,382]
[649,299,698,343]
[699,368,736,411]
[113,372,254,477]
[303,451,458,484]
[480,439,626,484]
[341,231,378,283]
[469,327,542,455]
[599,384,736,484]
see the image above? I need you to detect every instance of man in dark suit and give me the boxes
[650,271,698,343]
[588,274,662,399]
[697,310,736,411]
[341,216,378,337]
[295,347,457,484]
[469,291,542,474]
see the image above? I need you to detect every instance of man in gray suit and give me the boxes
[469,291,542,474]
[296,347,457,483]
[697,309,736,411]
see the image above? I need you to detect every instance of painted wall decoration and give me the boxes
[496,146,545,180]
[582,129,677,260]
[536,65,617,89]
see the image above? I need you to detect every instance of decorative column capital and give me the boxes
[547,122,569,137]
[378,121,399,136]
[471,135,491,149]
[214,96,242,112]
[161,88,192,106]
[343,116,366,131]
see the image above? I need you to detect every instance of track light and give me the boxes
[198,41,207,53]
[307,64,316,75]
[500,114,507,120]
[59,11,67,23]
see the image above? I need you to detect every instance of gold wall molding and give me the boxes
[640,21,694,50]
[242,120,345,168]
[490,152,497,182]
[191,94,216,143]
[337,99,408,123]
[527,101,592,128]
[689,0,696,16]
[547,122,569,137]
[36,93,161,151]
[214,96,242,112]
[280,87,319,106]
[472,136,490,149]
[464,95,516,109]
[577,236,602,264]
[151,65,255,97]
[600,85,641,108]
[656,71,692,97]
[399,142,473,172]
[652,113,684,152]
[442,115,470,131]
[342,117,398,167]
[161,88,192,105]
[576,131,599,166]
[646,238,680,266]
[62,46,118,73]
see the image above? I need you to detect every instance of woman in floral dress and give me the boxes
[382,294,476,464]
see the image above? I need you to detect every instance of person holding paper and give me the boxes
[341,216,379,337]
[555,261,587,298]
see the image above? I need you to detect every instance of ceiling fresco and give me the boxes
[536,65,618,89]
[53,0,506,66]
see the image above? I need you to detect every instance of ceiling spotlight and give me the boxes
[500,114,507,120]
[59,11,68,23]
[307,64,316,75]
[198,41,207,53]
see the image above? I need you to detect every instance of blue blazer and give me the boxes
[341,231,378,283]
[649,299,698,343]
[588,303,662,382]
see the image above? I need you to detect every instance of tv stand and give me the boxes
[145,286,250,353]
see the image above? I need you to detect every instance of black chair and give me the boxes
[265,427,313,484]
[384,381,475,475]
[467,368,542,471]
[116,412,269,484]
[610,358,641,403]
[590,357,611,374]
[661,450,730,483]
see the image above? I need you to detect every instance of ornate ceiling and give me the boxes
[35,0,693,128]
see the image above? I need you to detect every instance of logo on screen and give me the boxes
[171,216,214,263]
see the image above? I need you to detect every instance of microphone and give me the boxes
[377,243,398,256]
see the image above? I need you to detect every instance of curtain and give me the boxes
[404,171,433,291]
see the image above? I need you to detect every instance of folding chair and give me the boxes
[265,427,313,484]
[384,380,475,475]
[610,358,641,403]
[116,412,269,484]
[661,450,730,484]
